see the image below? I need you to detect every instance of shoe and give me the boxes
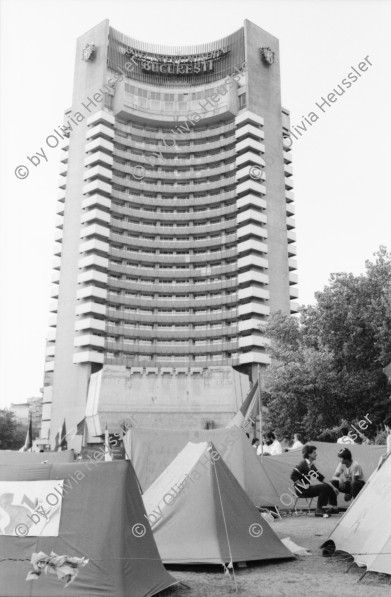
[344,494,352,502]
[315,510,330,518]
[326,507,339,514]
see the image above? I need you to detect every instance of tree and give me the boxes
[0,410,28,450]
[263,247,391,439]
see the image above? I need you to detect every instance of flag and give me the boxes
[76,418,86,435]
[60,419,68,451]
[104,423,112,462]
[23,412,33,452]
[226,380,259,429]
[55,419,68,451]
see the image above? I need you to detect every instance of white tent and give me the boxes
[143,442,293,565]
[325,453,391,576]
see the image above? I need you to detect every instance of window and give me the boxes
[239,93,247,109]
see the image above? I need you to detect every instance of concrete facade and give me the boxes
[42,19,298,447]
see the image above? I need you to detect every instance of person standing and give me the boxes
[331,448,365,501]
[290,445,339,517]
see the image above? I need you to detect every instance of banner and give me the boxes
[0,480,64,537]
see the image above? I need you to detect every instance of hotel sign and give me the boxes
[124,47,230,75]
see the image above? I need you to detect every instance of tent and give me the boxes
[125,426,282,507]
[259,441,385,510]
[324,453,391,576]
[143,441,294,565]
[0,461,176,597]
[0,450,75,465]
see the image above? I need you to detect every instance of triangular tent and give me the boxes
[125,426,281,508]
[324,453,391,576]
[0,461,176,597]
[143,441,293,565]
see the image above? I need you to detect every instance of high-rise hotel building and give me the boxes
[41,19,298,446]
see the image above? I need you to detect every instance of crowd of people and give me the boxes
[249,416,391,517]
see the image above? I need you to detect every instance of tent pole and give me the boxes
[257,364,263,459]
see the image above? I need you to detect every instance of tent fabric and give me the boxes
[325,453,391,576]
[0,450,75,465]
[125,426,281,507]
[0,461,176,597]
[143,441,294,565]
[258,441,385,509]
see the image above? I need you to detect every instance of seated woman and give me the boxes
[331,448,365,501]
[290,445,339,517]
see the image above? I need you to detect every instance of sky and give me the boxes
[0,0,390,409]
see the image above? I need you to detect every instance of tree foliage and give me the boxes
[263,247,391,440]
[0,410,28,450]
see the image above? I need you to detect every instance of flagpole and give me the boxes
[257,364,263,458]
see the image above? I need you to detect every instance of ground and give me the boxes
[161,514,391,597]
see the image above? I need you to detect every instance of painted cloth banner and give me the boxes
[0,480,64,537]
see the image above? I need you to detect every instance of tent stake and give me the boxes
[358,570,368,582]
[345,561,355,573]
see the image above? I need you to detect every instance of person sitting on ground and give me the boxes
[256,438,271,456]
[258,431,282,456]
[290,433,304,450]
[337,426,356,444]
[331,448,365,502]
[357,431,372,445]
[290,445,339,517]
[251,438,259,450]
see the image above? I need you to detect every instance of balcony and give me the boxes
[75,317,106,332]
[76,285,108,301]
[235,124,265,142]
[86,123,114,142]
[79,238,109,255]
[237,254,268,271]
[236,179,266,198]
[235,111,264,128]
[80,208,111,226]
[73,350,104,364]
[74,334,105,348]
[235,138,265,155]
[237,194,267,212]
[83,179,112,197]
[237,238,268,255]
[80,223,110,241]
[77,269,108,285]
[85,138,114,154]
[238,286,269,301]
[237,302,270,317]
[235,351,271,366]
[75,301,106,317]
[82,194,111,211]
[237,223,268,241]
[83,165,113,182]
[238,335,270,348]
[238,270,269,286]
[78,254,109,270]
[87,110,115,127]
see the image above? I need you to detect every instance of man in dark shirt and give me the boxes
[290,444,339,517]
